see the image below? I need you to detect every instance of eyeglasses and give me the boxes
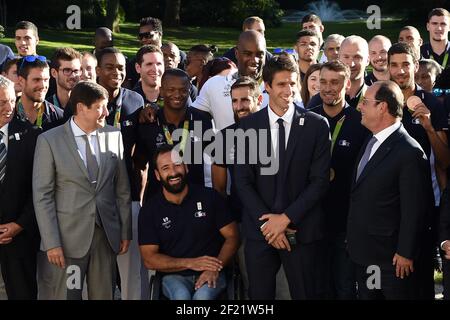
[433,88,450,97]
[273,48,296,55]
[59,68,81,76]
[361,98,383,106]
[138,31,158,40]
[19,55,47,71]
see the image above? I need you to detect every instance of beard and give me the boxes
[161,173,187,194]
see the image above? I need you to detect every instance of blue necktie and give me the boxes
[0,132,6,184]
[356,136,377,181]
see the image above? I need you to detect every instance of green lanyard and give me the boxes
[356,85,367,112]
[330,115,346,154]
[163,120,190,155]
[113,105,122,129]
[430,51,449,69]
[17,99,44,128]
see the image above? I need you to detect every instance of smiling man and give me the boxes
[33,81,132,299]
[193,30,267,131]
[0,75,41,300]
[234,53,331,299]
[365,35,392,85]
[48,47,82,110]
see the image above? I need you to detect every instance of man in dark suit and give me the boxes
[234,53,331,299]
[0,75,41,299]
[347,80,431,300]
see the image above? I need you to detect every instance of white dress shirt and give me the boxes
[369,121,402,160]
[267,103,295,151]
[0,123,9,150]
[70,118,100,167]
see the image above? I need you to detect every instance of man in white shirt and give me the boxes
[192,30,268,131]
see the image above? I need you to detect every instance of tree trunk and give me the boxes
[164,0,181,27]
[105,0,120,32]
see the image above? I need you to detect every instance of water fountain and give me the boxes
[283,0,368,23]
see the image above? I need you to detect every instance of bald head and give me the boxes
[369,35,391,73]
[339,35,369,81]
[235,30,266,79]
[340,36,369,56]
[237,30,266,50]
[94,27,113,51]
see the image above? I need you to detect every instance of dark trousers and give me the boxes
[245,239,326,300]
[0,252,37,300]
[355,264,416,300]
[326,233,356,300]
[441,250,450,300]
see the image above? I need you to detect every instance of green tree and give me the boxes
[164,0,181,27]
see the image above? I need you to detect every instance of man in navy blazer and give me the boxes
[347,81,432,300]
[234,53,331,299]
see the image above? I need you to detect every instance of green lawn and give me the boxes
[1,20,426,59]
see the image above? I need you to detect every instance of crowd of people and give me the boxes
[1,8,450,300]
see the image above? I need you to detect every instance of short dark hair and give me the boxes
[296,29,319,42]
[374,81,403,118]
[139,17,163,36]
[2,58,20,73]
[136,45,163,65]
[231,76,261,100]
[419,58,443,76]
[51,47,82,69]
[320,60,350,80]
[161,68,190,86]
[153,144,177,169]
[263,53,299,86]
[68,81,109,115]
[96,47,124,66]
[301,14,322,25]
[428,8,450,21]
[15,21,38,37]
[189,44,218,55]
[388,42,418,63]
[17,57,49,79]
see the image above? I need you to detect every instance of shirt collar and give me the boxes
[374,121,401,145]
[70,117,97,137]
[0,123,8,139]
[267,103,295,126]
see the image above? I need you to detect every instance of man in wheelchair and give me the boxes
[138,144,239,300]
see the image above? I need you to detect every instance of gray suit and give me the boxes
[33,120,132,299]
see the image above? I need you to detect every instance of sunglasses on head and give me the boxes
[273,48,295,55]
[19,55,47,71]
[433,88,450,97]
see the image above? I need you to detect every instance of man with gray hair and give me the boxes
[0,75,41,299]
[323,34,345,62]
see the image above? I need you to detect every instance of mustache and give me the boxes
[167,173,183,180]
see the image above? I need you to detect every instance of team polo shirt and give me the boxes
[138,184,233,276]
[420,42,450,69]
[213,122,243,221]
[311,103,370,234]
[364,72,378,86]
[16,99,64,132]
[306,84,367,110]
[402,85,448,159]
[136,107,213,200]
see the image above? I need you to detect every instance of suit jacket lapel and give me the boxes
[352,125,404,189]
[96,130,107,189]
[63,121,91,183]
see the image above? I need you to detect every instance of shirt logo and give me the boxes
[162,217,172,229]
[338,140,350,147]
[194,202,207,218]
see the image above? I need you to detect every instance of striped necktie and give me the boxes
[0,131,7,184]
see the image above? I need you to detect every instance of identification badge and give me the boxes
[299,118,305,126]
